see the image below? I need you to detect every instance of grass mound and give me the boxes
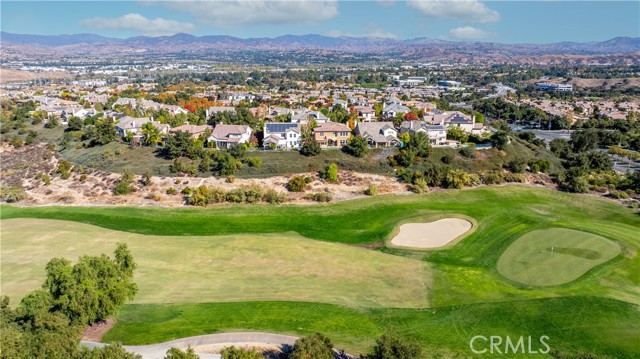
[497,228,621,286]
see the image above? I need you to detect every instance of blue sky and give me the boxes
[1,1,639,43]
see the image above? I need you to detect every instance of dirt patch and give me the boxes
[82,318,115,342]
[390,218,473,249]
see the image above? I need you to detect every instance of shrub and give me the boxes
[364,332,422,359]
[441,154,454,164]
[10,136,24,148]
[79,174,87,182]
[307,192,333,202]
[289,333,334,359]
[207,186,227,203]
[287,176,308,192]
[242,156,262,168]
[365,184,378,196]
[113,170,134,195]
[174,179,182,185]
[141,171,153,186]
[507,159,527,174]
[225,176,236,183]
[226,188,247,203]
[181,186,192,195]
[482,171,504,185]
[444,169,471,189]
[503,172,526,183]
[38,173,51,186]
[411,177,429,193]
[243,184,265,204]
[0,185,26,203]
[528,159,551,173]
[300,137,321,156]
[189,185,209,206]
[263,188,287,204]
[220,346,262,359]
[608,190,629,199]
[345,135,369,158]
[166,187,177,195]
[322,163,339,183]
[459,146,476,159]
[57,160,73,179]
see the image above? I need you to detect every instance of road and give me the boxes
[81,332,299,359]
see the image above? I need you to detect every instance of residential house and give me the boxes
[115,116,152,138]
[400,121,447,146]
[262,122,301,150]
[314,122,352,147]
[291,109,330,124]
[355,122,399,148]
[206,106,236,118]
[354,106,376,122]
[172,124,213,140]
[208,124,253,149]
[382,102,410,118]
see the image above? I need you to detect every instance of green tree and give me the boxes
[408,132,433,158]
[550,138,571,158]
[78,343,142,359]
[67,117,84,131]
[364,333,421,359]
[345,135,369,158]
[322,163,339,183]
[571,129,600,153]
[164,347,199,359]
[289,333,334,359]
[490,131,510,150]
[220,346,262,359]
[44,243,138,324]
[141,122,162,147]
[447,126,469,143]
[164,131,195,159]
[86,119,116,146]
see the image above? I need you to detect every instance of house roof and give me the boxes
[211,124,251,140]
[264,122,300,134]
[356,122,398,143]
[314,122,351,132]
[116,116,151,130]
[172,124,211,134]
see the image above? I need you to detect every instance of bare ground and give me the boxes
[1,144,410,207]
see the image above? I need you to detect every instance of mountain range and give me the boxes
[2,32,639,63]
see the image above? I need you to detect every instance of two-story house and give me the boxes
[355,122,399,148]
[208,124,253,149]
[262,122,301,150]
[313,122,352,147]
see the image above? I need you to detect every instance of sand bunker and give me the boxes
[391,218,473,249]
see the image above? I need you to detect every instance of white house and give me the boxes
[262,122,301,150]
[400,121,447,146]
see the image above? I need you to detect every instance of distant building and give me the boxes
[536,83,573,92]
[438,80,462,88]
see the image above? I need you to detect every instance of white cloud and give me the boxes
[408,0,500,24]
[80,13,195,36]
[152,0,339,27]
[448,26,495,40]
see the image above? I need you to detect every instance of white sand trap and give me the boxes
[391,218,473,249]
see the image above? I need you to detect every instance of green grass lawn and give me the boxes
[104,297,640,358]
[497,228,621,286]
[0,219,430,308]
[2,186,639,357]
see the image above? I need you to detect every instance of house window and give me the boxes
[340,140,347,145]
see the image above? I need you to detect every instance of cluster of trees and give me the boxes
[0,244,138,359]
[550,130,639,194]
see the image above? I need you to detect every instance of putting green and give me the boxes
[0,218,431,308]
[497,228,621,286]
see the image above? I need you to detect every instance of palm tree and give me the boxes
[142,122,161,147]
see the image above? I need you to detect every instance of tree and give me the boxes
[490,131,510,150]
[287,176,311,192]
[345,135,369,158]
[164,131,195,159]
[67,117,84,131]
[300,136,321,156]
[44,243,138,324]
[289,333,334,359]
[142,122,162,147]
[444,169,472,189]
[446,126,469,143]
[78,343,143,359]
[364,333,421,359]
[408,132,433,158]
[164,347,199,359]
[220,346,262,359]
[322,163,339,183]
[87,119,116,146]
[114,170,134,195]
[550,138,571,158]
[571,129,599,153]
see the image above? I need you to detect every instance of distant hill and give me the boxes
[1,32,638,62]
